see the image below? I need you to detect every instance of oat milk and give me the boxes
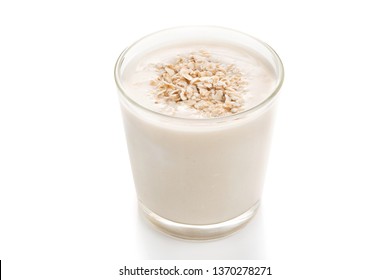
[118,42,279,225]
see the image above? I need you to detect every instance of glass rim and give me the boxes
[114,25,284,123]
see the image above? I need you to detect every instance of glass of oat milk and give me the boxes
[114,26,284,240]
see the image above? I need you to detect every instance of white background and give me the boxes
[1,0,389,279]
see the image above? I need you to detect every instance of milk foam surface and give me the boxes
[122,43,276,118]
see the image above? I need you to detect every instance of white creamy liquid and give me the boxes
[119,42,278,225]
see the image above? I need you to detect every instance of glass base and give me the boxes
[138,201,260,240]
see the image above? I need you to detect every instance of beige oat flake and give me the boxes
[150,50,247,117]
